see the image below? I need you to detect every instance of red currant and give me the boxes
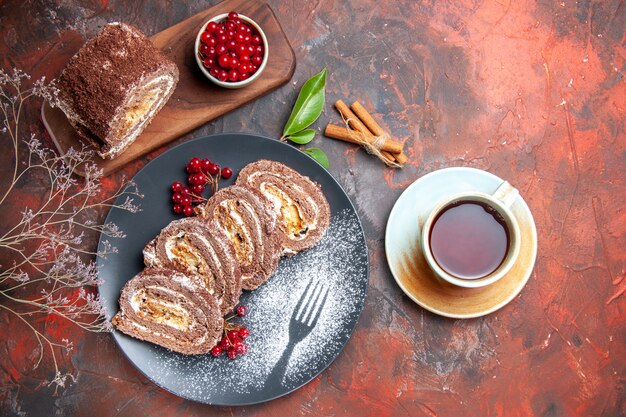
[247,44,255,55]
[240,54,250,64]
[218,70,228,82]
[172,204,183,214]
[208,163,220,175]
[215,44,227,55]
[251,35,261,46]
[192,184,205,195]
[221,167,233,179]
[210,346,222,357]
[188,174,198,185]
[239,72,250,81]
[227,347,238,360]
[235,44,247,56]
[172,193,183,204]
[238,63,250,74]
[201,158,212,173]
[219,336,230,349]
[228,69,239,82]
[181,195,192,207]
[200,31,211,44]
[251,54,263,66]
[235,33,245,44]
[206,21,218,33]
[236,305,247,316]
[218,54,230,68]
[238,327,250,339]
[236,342,247,355]
[183,206,194,217]
[226,39,237,52]
[181,186,191,196]
[236,23,247,35]
[230,57,239,68]
[217,33,228,44]
[255,45,263,55]
[228,11,239,20]
[225,20,236,31]
[233,340,245,353]
[203,57,214,69]
[187,158,201,172]
[171,181,183,193]
[227,329,240,343]
[210,67,219,78]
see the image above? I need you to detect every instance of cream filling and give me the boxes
[217,200,259,266]
[128,321,208,345]
[260,182,317,240]
[103,74,175,157]
[130,287,191,331]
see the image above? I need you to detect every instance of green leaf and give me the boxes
[304,147,329,169]
[282,68,327,137]
[286,129,316,145]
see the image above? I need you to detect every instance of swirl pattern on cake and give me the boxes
[236,160,330,255]
[111,268,223,355]
[142,218,242,314]
[198,185,280,290]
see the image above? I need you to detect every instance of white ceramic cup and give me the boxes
[420,181,521,288]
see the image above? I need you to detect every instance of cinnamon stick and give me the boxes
[351,100,408,162]
[325,124,404,154]
[334,100,397,162]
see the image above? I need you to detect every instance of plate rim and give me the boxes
[384,166,537,319]
[97,132,370,405]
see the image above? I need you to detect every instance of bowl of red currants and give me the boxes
[195,11,268,88]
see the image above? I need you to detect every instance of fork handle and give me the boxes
[262,342,296,390]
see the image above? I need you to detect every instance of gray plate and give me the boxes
[97,133,369,405]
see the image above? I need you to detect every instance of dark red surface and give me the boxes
[1,1,624,415]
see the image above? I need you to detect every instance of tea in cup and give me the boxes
[421,181,521,288]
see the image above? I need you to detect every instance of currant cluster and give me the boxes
[198,11,265,83]
[211,305,250,360]
[170,157,233,216]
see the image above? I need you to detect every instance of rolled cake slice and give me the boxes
[236,160,330,255]
[197,185,280,290]
[55,22,179,159]
[112,268,222,355]
[143,218,242,315]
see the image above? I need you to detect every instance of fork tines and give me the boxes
[295,280,329,327]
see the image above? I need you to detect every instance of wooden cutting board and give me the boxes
[42,0,295,176]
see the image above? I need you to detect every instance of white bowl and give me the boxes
[194,13,269,89]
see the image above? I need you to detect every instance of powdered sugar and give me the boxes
[139,209,368,404]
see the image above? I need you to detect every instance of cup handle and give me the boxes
[492,181,519,208]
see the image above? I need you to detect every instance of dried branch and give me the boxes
[0,69,142,393]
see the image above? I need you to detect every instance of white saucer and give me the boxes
[385,167,537,319]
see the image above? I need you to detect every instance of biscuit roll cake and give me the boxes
[236,160,330,255]
[143,218,242,315]
[198,186,280,290]
[112,268,222,355]
[56,23,179,159]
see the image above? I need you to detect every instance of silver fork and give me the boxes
[263,279,329,389]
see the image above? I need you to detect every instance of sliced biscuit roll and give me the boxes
[143,218,241,315]
[112,268,222,355]
[56,23,179,159]
[198,185,280,290]
[236,160,330,255]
